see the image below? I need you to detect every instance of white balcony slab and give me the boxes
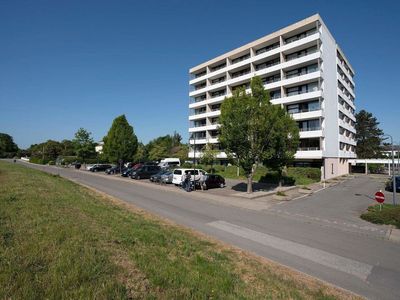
[281,71,321,87]
[280,32,320,53]
[295,150,323,159]
[299,130,323,138]
[291,110,323,120]
[271,90,322,105]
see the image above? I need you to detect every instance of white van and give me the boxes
[172,168,206,185]
[158,158,180,169]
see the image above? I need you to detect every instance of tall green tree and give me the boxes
[355,110,383,158]
[263,109,299,186]
[200,143,218,171]
[73,128,96,163]
[102,115,138,163]
[60,139,76,156]
[133,142,148,162]
[219,76,298,193]
[0,133,19,158]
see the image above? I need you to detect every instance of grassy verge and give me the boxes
[0,161,357,299]
[361,204,400,228]
[199,165,320,186]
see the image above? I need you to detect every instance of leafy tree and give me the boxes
[60,139,76,156]
[27,140,63,163]
[200,143,218,171]
[102,115,138,163]
[263,109,299,186]
[355,110,383,158]
[146,134,182,161]
[148,143,169,161]
[73,128,96,163]
[133,142,148,162]
[0,133,19,158]
[219,76,298,193]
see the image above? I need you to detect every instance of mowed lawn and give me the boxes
[0,161,358,299]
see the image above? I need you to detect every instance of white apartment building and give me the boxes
[188,14,356,179]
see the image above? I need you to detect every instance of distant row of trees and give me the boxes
[5,114,188,166]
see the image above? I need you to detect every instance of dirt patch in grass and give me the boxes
[0,161,361,299]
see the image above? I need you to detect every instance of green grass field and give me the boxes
[0,161,357,299]
[361,203,400,229]
[199,165,321,186]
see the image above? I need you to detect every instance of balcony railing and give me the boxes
[210,63,226,72]
[285,68,319,79]
[284,28,317,44]
[286,48,318,62]
[231,69,251,79]
[299,126,321,132]
[287,89,318,97]
[255,42,280,55]
[288,106,320,114]
[231,54,250,64]
[255,59,280,71]
[298,147,320,151]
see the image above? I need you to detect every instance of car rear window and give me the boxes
[174,170,182,175]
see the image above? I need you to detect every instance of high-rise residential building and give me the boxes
[188,14,356,179]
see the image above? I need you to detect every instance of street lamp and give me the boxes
[383,134,396,206]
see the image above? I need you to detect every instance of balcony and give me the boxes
[295,150,323,159]
[255,42,280,56]
[284,28,318,45]
[290,110,323,120]
[231,53,250,65]
[299,129,323,138]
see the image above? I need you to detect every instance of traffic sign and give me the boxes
[375,191,385,203]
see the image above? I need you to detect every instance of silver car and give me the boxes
[161,171,173,184]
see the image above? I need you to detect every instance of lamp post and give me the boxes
[383,134,396,206]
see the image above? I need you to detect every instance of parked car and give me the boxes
[158,158,180,169]
[89,164,112,172]
[385,176,400,192]
[150,169,170,182]
[161,171,173,184]
[172,168,206,185]
[131,165,161,179]
[201,174,225,190]
[121,167,133,177]
[105,166,126,175]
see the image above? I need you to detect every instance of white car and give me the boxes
[172,168,206,185]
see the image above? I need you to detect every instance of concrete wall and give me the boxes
[324,157,349,179]
[320,23,340,158]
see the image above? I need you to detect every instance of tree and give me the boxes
[200,143,218,171]
[133,142,148,162]
[355,110,383,158]
[102,115,138,163]
[263,108,299,186]
[0,133,19,158]
[219,76,298,193]
[60,139,76,156]
[73,128,96,163]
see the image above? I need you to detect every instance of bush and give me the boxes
[48,161,55,165]
[29,157,46,165]
[287,167,321,182]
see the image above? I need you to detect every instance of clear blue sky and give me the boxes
[1,0,399,148]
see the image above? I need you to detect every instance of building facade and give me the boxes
[188,14,356,179]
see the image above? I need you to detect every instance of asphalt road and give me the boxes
[11,161,400,300]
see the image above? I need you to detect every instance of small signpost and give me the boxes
[375,191,385,211]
